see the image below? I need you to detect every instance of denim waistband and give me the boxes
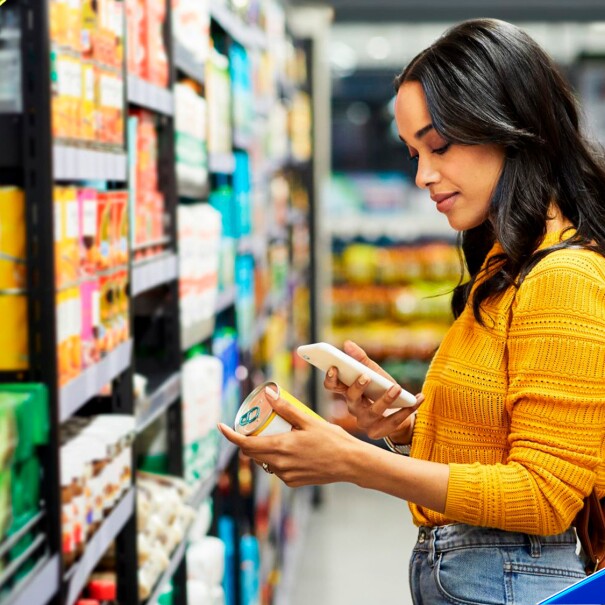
[414,523,577,553]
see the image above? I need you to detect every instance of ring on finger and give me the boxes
[261,462,274,474]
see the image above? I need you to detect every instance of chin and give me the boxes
[446,213,486,232]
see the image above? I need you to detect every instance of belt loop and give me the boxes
[528,534,542,558]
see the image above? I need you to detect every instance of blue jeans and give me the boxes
[409,523,586,605]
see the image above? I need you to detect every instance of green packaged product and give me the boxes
[0,384,49,448]
[0,469,12,541]
[0,400,17,470]
[11,457,40,522]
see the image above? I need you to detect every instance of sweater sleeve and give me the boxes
[444,251,605,535]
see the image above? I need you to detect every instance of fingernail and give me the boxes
[265,386,279,400]
[327,368,334,378]
[359,375,369,385]
[388,384,401,397]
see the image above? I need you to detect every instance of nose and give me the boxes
[414,155,440,189]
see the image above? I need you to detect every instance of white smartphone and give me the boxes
[297,342,418,408]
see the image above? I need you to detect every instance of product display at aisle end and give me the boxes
[325,174,457,436]
[0,0,317,604]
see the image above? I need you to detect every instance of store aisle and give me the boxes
[291,481,418,605]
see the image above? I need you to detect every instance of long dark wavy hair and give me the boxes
[395,19,605,324]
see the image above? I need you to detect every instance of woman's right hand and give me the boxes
[323,340,423,443]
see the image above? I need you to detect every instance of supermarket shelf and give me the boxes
[251,312,269,348]
[0,114,22,169]
[189,442,238,510]
[327,214,456,242]
[269,225,288,241]
[218,441,238,472]
[127,75,174,116]
[288,208,307,227]
[210,4,267,50]
[233,130,254,151]
[143,437,235,605]
[132,253,178,297]
[273,487,314,605]
[136,372,181,434]
[237,235,265,258]
[133,236,172,252]
[144,534,188,605]
[209,152,236,174]
[181,317,215,351]
[174,41,206,85]
[65,488,135,605]
[177,178,209,200]
[53,145,127,182]
[216,286,236,314]
[59,340,134,422]
[3,554,60,605]
[0,512,44,560]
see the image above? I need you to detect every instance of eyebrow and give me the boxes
[398,123,434,145]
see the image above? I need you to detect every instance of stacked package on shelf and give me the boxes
[129,109,166,257]
[59,415,135,568]
[181,351,223,486]
[177,203,221,340]
[210,180,237,295]
[0,188,27,371]
[233,152,252,238]
[175,82,208,197]
[211,327,241,426]
[0,385,49,587]
[54,186,130,386]
[230,44,254,148]
[126,0,169,86]
[187,534,228,604]
[0,7,22,113]
[235,255,256,351]
[50,0,125,148]
[172,0,210,65]
[136,472,196,600]
[206,49,232,156]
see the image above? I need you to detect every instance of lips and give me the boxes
[431,192,459,214]
[431,192,457,204]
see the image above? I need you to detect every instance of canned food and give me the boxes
[234,381,323,437]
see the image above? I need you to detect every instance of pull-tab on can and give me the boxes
[234,381,324,437]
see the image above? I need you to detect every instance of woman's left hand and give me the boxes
[218,387,362,487]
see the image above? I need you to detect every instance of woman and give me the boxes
[219,19,605,604]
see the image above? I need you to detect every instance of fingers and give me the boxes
[343,340,392,380]
[323,367,349,394]
[371,383,404,416]
[218,423,248,448]
[217,423,281,457]
[264,387,316,430]
[360,406,417,440]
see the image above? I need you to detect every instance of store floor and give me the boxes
[290,482,418,605]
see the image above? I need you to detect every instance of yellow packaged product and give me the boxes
[81,61,96,141]
[0,188,26,290]
[63,187,80,285]
[49,0,68,45]
[57,289,70,385]
[54,187,65,288]
[0,291,28,371]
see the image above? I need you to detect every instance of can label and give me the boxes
[234,381,323,437]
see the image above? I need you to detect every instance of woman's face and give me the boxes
[395,81,505,231]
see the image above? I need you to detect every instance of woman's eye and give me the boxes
[433,143,451,155]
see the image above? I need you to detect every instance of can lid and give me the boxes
[234,382,278,436]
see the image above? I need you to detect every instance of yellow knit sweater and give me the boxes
[410,231,605,535]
